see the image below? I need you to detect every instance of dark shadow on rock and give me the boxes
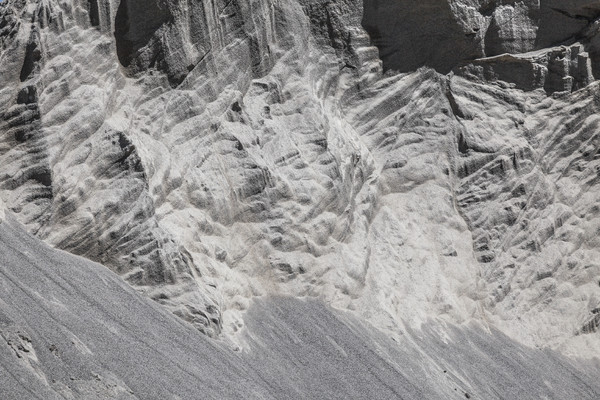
[114,0,172,71]
[88,0,100,27]
[361,0,484,73]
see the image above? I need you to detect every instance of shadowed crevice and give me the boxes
[114,0,172,70]
[19,39,40,82]
[88,0,100,26]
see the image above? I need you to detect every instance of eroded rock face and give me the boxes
[2,219,599,399]
[458,43,595,93]
[362,0,600,76]
[113,0,282,87]
[362,0,486,73]
[2,0,600,365]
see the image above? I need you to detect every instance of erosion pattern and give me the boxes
[2,216,599,399]
[1,0,600,360]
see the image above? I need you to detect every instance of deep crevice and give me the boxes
[114,0,172,70]
[88,0,100,27]
[19,40,40,82]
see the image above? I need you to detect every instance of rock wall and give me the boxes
[362,0,600,75]
[1,0,600,360]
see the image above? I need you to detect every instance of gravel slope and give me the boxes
[1,215,599,399]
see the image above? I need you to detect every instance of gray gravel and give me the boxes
[1,215,599,399]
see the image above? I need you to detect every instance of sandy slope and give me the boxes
[1,215,599,399]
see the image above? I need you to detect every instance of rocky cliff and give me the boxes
[2,0,600,388]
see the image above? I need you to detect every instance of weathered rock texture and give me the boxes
[362,0,600,76]
[1,0,600,380]
[1,216,600,399]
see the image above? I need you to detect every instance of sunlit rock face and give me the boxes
[1,0,600,370]
[113,0,280,86]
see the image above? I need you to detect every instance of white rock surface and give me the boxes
[1,0,600,376]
